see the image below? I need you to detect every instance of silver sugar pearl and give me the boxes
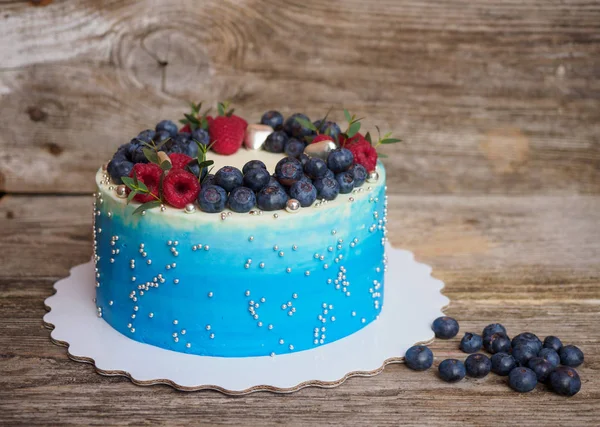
[116,185,127,198]
[285,199,301,213]
[184,203,196,214]
[367,170,380,183]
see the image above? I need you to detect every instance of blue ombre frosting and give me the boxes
[94,162,387,357]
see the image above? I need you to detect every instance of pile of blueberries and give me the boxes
[404,317,584,396]
[199,152,367,213]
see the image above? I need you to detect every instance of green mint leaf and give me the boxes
[380,138,402,144]
[217,103,225,116]
[294,117,318,132]
[184,113,200,125]
[132,200,161,216]
[126,189,136,204]
[226,108,235,117]
[133,170,139,186]
[346,121,361,138]
[160,160,172,171]
[197,160,214,169]
[304,135,315,144]
[143,147,159,164]
[154,138,171,151]
[179,119,189,125]
[343,109,352,122]
[121,176,135,189]
[136,180,149,193]
[365,132,372,144]
[200,117,209,130]
[377,152,388,158]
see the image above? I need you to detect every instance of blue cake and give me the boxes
[93,106,393,358]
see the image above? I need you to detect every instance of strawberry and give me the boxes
[230,114,248,130]
[180,124,192,133]
[209,116,245,155]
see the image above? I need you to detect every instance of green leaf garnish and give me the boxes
[380,138,402,144]
[346,121,361,138]
[160,160,172,171]
[126,190,137,204]
[343,109,352,122]
[197,160,214,169]
[294,117,318,132]
[365,132,372,144]
[377,152,389,158]
[143,147,159,165]
[132,200,161,216]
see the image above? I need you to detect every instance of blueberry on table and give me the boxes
[438,359,466,383]
[482,323,507,339]
[404,345,434,371]
[491,352,517,376]
[228,187,257,213]
[549,366,581,397]
[242,159,267,175]
[260,110,284,130]
[304,158,329,180]
[559,345,584,367]
[509,367,538,393]
[263,131,288,153]
[155,119,178,137]
[483,332,511,354]
[459,332,483,353]
[349,164,367,187]
[432,316,459,339]
[538,348,561,368]
[284,138,306,158]
[512,345,538,366]
[243,168,271,192]
[543,336,563,352]
[197,185,227,213]
[528,357,554,382]
[335,172,355,194]
[465,353,491,378]
[314,177,340,201]
[214,166,243,193]
[256,185,289,211]
[289,181,317,207]
[327,148,354,173]
[511,332,543,355]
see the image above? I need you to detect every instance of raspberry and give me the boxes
[128,163,162,203]
[169,153,193,170]
[162,169,201,208]
[311,134,334,144]
[180,123,192,133]
[345,137,378,172]
[209,116,245,155]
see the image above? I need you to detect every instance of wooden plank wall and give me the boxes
[1,0,599,194]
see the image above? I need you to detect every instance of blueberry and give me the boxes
[263,131,288,153]
[482,323,507,338]
[136,129,156,143]
[465,353,492,378]
[335,172,355,194]
[191,128,210,147]
[242,160,267,175]
[432,316,459,339]
[509,367,538,393]
[313,177,340,201]
[316,120,341,142]
[539,348,561,368]
[197,185,227,213]
[284,113,313,138]
[107,154,134,184]
[243,167,271,192]
[131,143,149,164]
[304,158,329,180]
[459,332,483,353]
[438,359,466,383]
[327,148,354,173]
[167,132,198,158]
[155,130,172,145]
[268,175,284,189]
[289,181,317,207]
[284,138,305,158]
[185,159,208,182]
[324,168,334,179]
[491,352,517,376]
[404,345,434,371]
[214,166,243,192]
[260,110,284,130]
[349,164,367,187]
[549,366,581,396]
[528,357,554,382]
[203,174,215,186]
[256,185,289,211]
[298,153,310,167]
[511,332,542,354]
[543,336,563,352]
[275,157,303,186]
[483,332,512,354]
[155,120,178,137]
[512,345,538,366]
[228,187,256,213]
[299,174,313,184]
[559,345,584,367]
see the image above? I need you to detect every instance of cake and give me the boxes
[93,104,396,357]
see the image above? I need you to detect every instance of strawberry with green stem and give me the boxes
[209,101,246,155]
[179,101,212,133]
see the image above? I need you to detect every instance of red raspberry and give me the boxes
[311,134,334,144]
[169,153,193,170]
[346,138,378,172]
[209,116,245,155]
[180,124,192,133]
[339,132,367,146]
[128,163,162,203]
[162,169,201,208]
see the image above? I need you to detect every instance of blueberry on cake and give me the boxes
[93,103,399,357]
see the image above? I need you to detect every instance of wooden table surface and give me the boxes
[1,1,599,426]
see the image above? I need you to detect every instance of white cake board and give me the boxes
[43,244,448,394]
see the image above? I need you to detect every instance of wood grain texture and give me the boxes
[0,0,599,194]
[0,194,599,426]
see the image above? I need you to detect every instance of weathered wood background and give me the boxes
[0,0,599,426]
